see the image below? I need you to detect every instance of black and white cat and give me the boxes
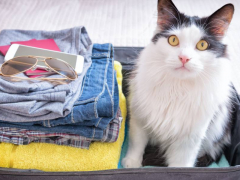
[122,0,234,167]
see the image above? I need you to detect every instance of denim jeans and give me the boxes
[0,43,119,140]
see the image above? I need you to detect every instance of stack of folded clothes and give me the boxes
[0,27,127,171]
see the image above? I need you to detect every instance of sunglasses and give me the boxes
[0,56,78,80]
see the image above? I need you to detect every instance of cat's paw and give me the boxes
[121,157,142,168]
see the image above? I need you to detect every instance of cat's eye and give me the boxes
[196,40,209,51]
[168,35,179,46]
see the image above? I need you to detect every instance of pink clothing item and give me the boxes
[11,39,37,45]
[0,39,60,56]
[11,39,61,51]
[0,45,10,56]
[0,39,37,56]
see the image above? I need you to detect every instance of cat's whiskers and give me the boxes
[201,16,211,30]
[162,8,181,28]
[198,71,213,85]
[201,16,219,31]
[146,65,172,74]
[202,19,227,35]
[206,35,226,39]
[203,36,222,42]
[169,2,181,20]
[200,70,221,85]
[143,61,162,64]
[197,73,208,88]
[204,24,226,33]
[156,20,176,31]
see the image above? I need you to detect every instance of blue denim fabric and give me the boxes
[0,43,119,140]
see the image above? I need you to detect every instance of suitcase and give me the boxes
[0,47,240,180]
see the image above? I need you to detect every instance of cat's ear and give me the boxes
[157,0,180,29]
[207,4,234,39]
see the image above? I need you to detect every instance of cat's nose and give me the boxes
[179,55,191,65]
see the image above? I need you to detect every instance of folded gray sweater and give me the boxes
[0,26,92,122]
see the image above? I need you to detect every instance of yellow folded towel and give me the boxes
[0,61,127,172]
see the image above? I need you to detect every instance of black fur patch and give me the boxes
[152,32,168,43]
[196,154,215,167]
[142,144,167,167]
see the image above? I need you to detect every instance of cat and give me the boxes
[122,0,234,167]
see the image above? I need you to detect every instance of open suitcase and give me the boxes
[0,47,240,180]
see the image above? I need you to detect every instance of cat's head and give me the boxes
[151,0,234,79]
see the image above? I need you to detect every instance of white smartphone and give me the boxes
[5,44,84,74]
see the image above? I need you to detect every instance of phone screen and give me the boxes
[14,45,77,68]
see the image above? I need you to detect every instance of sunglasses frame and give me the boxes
[0,56,78,80]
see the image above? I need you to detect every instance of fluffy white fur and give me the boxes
[122,24,232,167]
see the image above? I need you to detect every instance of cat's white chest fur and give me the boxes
[122,41,232,167]
[132,46,231,143]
